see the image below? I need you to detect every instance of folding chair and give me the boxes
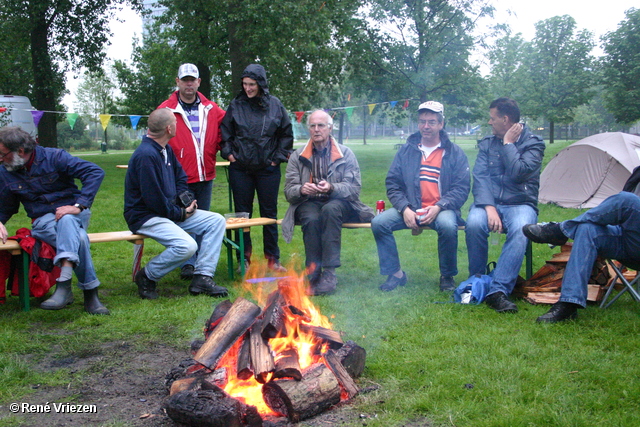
[600,260,640,309]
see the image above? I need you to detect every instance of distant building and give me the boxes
[142,0,167,37]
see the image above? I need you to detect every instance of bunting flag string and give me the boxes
[66,113,79,130]
[0,96,419,131]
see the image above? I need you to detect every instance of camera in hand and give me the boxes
[177,191,195,208]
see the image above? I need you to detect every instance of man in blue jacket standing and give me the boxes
[0,127,108,314]
[466,98,545,313]
[124,108,227,299]
[372,101,470,292]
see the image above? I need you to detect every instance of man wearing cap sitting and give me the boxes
[157,63,226,281]
[371,101,470,292]
[465,97,545,314]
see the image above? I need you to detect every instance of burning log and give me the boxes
[334,340,367,379]
[272,348,302,381]
[262,363,341,422]
[169,368,229,395]
[261,291,287,339]
[195,297,262,370]
[204,299,234,339]
[323,350,358,399]
[299,324,343,349]
[236,332,253,380]
[250,322,275,383]
[164,385,263,427]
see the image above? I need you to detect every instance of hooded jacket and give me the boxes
[157,91,225,184]
[472,125,545,212]
[220,64,294,171]
[386,130,470,225]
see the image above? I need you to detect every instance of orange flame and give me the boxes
[218,261,334,415]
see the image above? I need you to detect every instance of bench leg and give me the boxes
[526,240,533,279]
[18,251,30,312]
[223,228,248,280]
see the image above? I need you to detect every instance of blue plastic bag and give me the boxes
[453,274,492,304]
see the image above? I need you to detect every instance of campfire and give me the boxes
[163,264,366,426]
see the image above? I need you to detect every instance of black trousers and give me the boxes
[229,163,281,262]
[294,198,358,269]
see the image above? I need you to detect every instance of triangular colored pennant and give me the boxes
[0,107,6,113]
[66,113,79,130]
[295,111,305,123]
[347,94,351,101]
[345,107,355,120]
[99,114,112,131]
[129,115,141,130]
[31,110,44,127]
[389,101,398,108]
[368,104,376,115]
[403,99,409,110]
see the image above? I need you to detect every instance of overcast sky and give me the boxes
[63,1,637,111]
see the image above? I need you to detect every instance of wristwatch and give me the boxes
[74,203,87,211]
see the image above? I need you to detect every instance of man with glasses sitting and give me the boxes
[371,101,470,293]
[281,110,374,296]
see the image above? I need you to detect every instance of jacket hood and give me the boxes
[241,64,270,96]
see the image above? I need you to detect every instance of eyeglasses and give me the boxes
[419,120,440,127]
[308,123,329,130]
[0,150,11,160]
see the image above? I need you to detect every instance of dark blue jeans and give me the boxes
[371,207,459,277]
[229,163,281,262]
[559,191,640,307]
[183,180,214,268]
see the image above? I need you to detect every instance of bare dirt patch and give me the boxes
[3,341,399,427]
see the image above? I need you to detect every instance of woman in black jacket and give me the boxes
[220,64,293,272]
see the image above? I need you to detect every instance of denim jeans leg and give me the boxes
[562,192,640,253]
[31,211,99,290]
[429,209,458,277]
[180,210,226,278]
[488,204,537,296]
[371,208,409,276]
[137,217,198,282]
[560,223,624,307]
[465,206,490,276]
[183,180,214,267]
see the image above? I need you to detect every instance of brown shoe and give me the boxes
[268,260,287,273]
[307,270,337,296]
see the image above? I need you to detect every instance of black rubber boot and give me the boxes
[83,288,110,315]
[40,279,74,310]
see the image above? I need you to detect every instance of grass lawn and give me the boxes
[1,136,639,426]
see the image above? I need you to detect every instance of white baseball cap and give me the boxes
[178,63,199,79]
[418,101,444,115]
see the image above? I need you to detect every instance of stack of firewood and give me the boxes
[514,243,637,304]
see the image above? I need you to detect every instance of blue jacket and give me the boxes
[0,146,104,223]
[124,136,190,233]
[472,125,545,212]
[386,130,470,225]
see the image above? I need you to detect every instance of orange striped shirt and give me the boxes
[419,146,443,208]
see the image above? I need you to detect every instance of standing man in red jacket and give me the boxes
[157,63,226,280]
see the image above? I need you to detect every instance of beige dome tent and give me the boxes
[539,132,640,209]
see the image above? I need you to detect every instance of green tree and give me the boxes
[521,15,595,143]
[0,0,141,147]
[363,0,494,105]
[149,0,364,109]
[600,8,640,124]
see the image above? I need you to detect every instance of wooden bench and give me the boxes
[286,221,533,279]
[1,217,275,312]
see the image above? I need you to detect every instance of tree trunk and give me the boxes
[227,0,256,97]
[30,11,57,147]
[196,61,212,99]
[549,120,555,144]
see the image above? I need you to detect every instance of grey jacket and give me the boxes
[282,137,374,242]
